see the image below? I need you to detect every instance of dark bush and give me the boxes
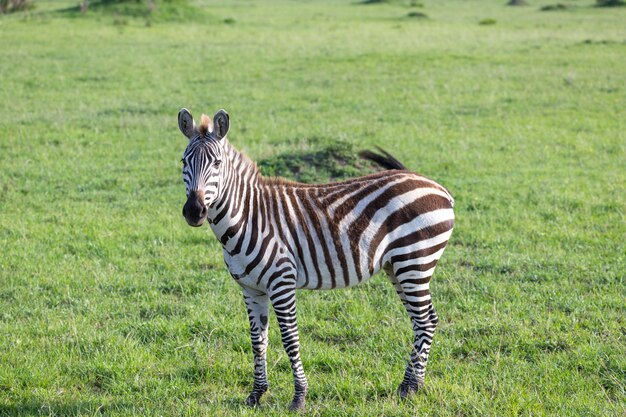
[596,0,625,6]
[0,0,33,14]
[257,139,382,183]
[540,3,568,10]
[66,0,205,23]
[406,11,427,18]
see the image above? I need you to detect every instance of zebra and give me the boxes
[177,108,455,411]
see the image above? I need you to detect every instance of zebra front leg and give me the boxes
[242,287,270,406]
[269,282,308,411]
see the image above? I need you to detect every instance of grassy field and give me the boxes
[1,0,625,415]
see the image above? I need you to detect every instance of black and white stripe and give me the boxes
[177,109,455,410]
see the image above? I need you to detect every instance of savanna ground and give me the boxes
[0,0,625,415]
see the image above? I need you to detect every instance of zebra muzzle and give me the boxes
[182,191,208,227]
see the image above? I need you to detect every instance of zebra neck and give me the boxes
[207,140,261,251]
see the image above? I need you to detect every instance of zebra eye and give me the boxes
[213,160,222,167]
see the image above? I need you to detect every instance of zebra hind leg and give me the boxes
[385,262,439,398]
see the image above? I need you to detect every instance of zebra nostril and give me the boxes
[200,204,208,218]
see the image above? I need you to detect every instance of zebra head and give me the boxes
[178,108,230,227]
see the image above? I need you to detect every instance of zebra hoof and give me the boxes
[244,383,268,407]
[396,381,422,399]
[288,396,306,412]
[244,394,261,407]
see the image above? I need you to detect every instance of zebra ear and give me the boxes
[178,108,195,140]
[212,109,229,140]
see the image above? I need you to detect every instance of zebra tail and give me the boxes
[358,146,407,170]
[360,146,455,208]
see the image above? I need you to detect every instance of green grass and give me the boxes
[1,0,625,415]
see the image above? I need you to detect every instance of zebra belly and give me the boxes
[222,240,380,291]
[293,237,384,290]
[296,267,379,290]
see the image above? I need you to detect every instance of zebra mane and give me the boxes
[223,140,300,186]
[197,114,212,136]
[224,140,261,178]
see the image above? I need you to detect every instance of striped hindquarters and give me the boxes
[268,171,454,290]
